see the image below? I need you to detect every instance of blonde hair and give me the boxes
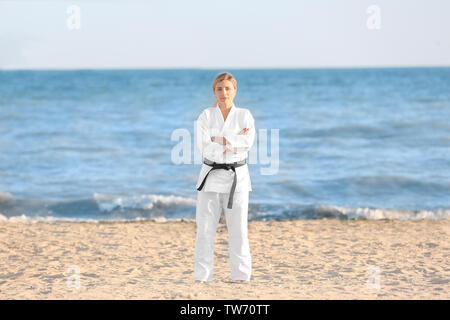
[212,72,237,92]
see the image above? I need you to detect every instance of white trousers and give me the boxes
[194,191,252,282]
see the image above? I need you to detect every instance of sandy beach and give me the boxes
[0,218,448,300]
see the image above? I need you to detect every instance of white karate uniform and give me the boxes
[194,102,255,282]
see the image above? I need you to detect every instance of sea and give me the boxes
[0,68,449,222]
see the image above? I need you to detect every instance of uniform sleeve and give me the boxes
[196,111,226,161]
[223,110,256,153]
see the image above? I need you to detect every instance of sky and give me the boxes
[0,0,449,69]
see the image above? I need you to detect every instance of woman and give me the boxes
[194,72,256,283]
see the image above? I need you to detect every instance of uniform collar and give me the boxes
[216,102,235,124]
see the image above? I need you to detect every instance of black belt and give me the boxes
[197,158,247,209]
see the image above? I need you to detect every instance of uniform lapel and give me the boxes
[216,102,235,129]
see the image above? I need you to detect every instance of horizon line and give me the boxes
[2,64,450,71]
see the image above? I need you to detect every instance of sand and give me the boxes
[0,219,448,300]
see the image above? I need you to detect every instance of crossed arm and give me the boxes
[211,128,250,154]
[197,110,255,159]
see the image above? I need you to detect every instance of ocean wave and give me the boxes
[0,193,198,223]
[0,213,195,224]
[321,205,449,220]
[93,193,197,212]
[0,194,449,223]
[0,191,13,203]
[249,203,450,221]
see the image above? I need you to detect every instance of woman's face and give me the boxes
[214,80,236,105]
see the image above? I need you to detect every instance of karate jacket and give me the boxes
[195,102,256,193]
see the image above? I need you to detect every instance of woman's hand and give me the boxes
[211,136,229,145]
[222,128,248,154]
[223,147,237,154]
[239,128,249,135]
[212,127,249,148]
[211,129,247,145]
